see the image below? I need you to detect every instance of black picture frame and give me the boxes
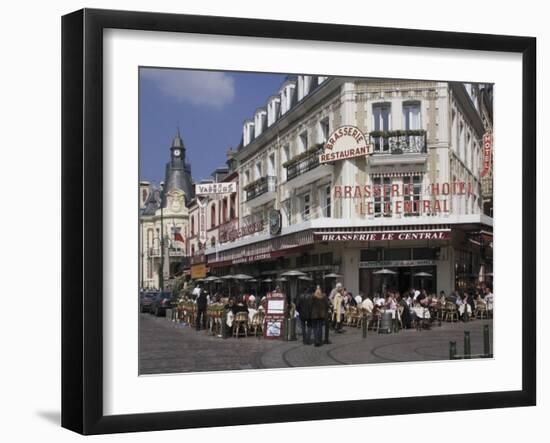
[62,8,536,435]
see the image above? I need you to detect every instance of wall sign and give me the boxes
[481,132,493,178]
[319,125,372,163]
[314,230,452,242]
[195,182,237,196]
[360,259,437,268]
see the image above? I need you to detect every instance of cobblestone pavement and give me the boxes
[139,313,493,375]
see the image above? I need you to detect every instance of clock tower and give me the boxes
[163,128,194,202]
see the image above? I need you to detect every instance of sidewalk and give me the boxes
[139,313,493,374]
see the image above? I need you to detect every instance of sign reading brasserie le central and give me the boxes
[319,125,372,164]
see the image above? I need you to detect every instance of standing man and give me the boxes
[196,287,208,331]
[296,287,313,345]
[311,286,328,347]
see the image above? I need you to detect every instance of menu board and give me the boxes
[264,292,286,339]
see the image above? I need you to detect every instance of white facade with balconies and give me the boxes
[206,76,492,297]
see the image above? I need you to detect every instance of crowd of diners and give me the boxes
[182,281,494,346]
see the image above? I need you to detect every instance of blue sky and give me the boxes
[139,68,287,183]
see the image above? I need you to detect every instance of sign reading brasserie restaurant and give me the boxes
[195,181,237,196]
[319,125,373,164]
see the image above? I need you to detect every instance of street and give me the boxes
[139,313,493,374]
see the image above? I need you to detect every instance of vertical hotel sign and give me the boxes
[197,197,207,245]
[481,132,493,178]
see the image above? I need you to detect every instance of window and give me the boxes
[255,161,262,179]
[403,102,421,130]
[384,248,411,260]
[268,153,275,176]
[222,198,228,223]
[230,194,236,219]
[211,236,216,247]
[403,175,422,215]
[210,203,216,229]
[360,249,380,262]
[321,184,331,217]
[319,118,330,143]
[373,177,391,216]
[282,199,291,225]
[299,131,308,153]
[372,103,391,132]
[320,252,334,265]
[302,193,311,220]
[458,121,465,159]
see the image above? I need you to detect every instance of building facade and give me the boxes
[139,130,194,290]
[200,75,493,297]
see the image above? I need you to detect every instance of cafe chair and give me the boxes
[474,301,488,320]
[443,302,459,322]
[232,312,249,338]
[250,311,265,337]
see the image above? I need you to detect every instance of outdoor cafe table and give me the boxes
[410,306,431,319]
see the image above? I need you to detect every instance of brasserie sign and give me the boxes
[319,125,373,164]
[314,230,451,242]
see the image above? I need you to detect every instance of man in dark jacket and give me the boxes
[310,286,329,347]
[296,288,313,345]
[196,288,208,331]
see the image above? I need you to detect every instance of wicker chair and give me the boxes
[232,311,249,338]
[249,311,265,337]
[443,302,459,322]
[474,301,489,320]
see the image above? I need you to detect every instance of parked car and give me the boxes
[140,291,157,313]
[150,291,173,316]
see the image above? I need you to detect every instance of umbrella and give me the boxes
[299,275,313,281]
[232,273,253,280]
[203,276,219,281]
[373,268,397,275]
[324,272,343,278]
[221,275,234,279]
[413,272,433,277]
[248,278,259,282]
[280,270,307,277]
[276,277,288,282]
[262,278,273,283]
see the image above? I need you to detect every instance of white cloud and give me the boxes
[141,69,235,109]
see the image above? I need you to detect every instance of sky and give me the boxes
[139,68,287,184]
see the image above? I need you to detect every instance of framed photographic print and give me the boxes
[61,8,536,435]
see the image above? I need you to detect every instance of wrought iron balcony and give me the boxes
[285,146,325,181]
[370,130,427,154]
[245,176,277,202]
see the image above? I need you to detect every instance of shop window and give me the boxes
[413,248,436,260]
[311,254,320,266]
[384,248,411,261]
[320,252,334,265]
[360,249,380,262]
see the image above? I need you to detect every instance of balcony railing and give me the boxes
[370,130,427,154]
[245,176,277,201]
[285,146,324,181]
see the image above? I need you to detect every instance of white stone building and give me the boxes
[202,75,493,297]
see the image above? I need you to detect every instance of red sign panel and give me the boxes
[481,132,492,178]
[313,230,452,242]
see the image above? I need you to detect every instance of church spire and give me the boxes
[171,127,184,149]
